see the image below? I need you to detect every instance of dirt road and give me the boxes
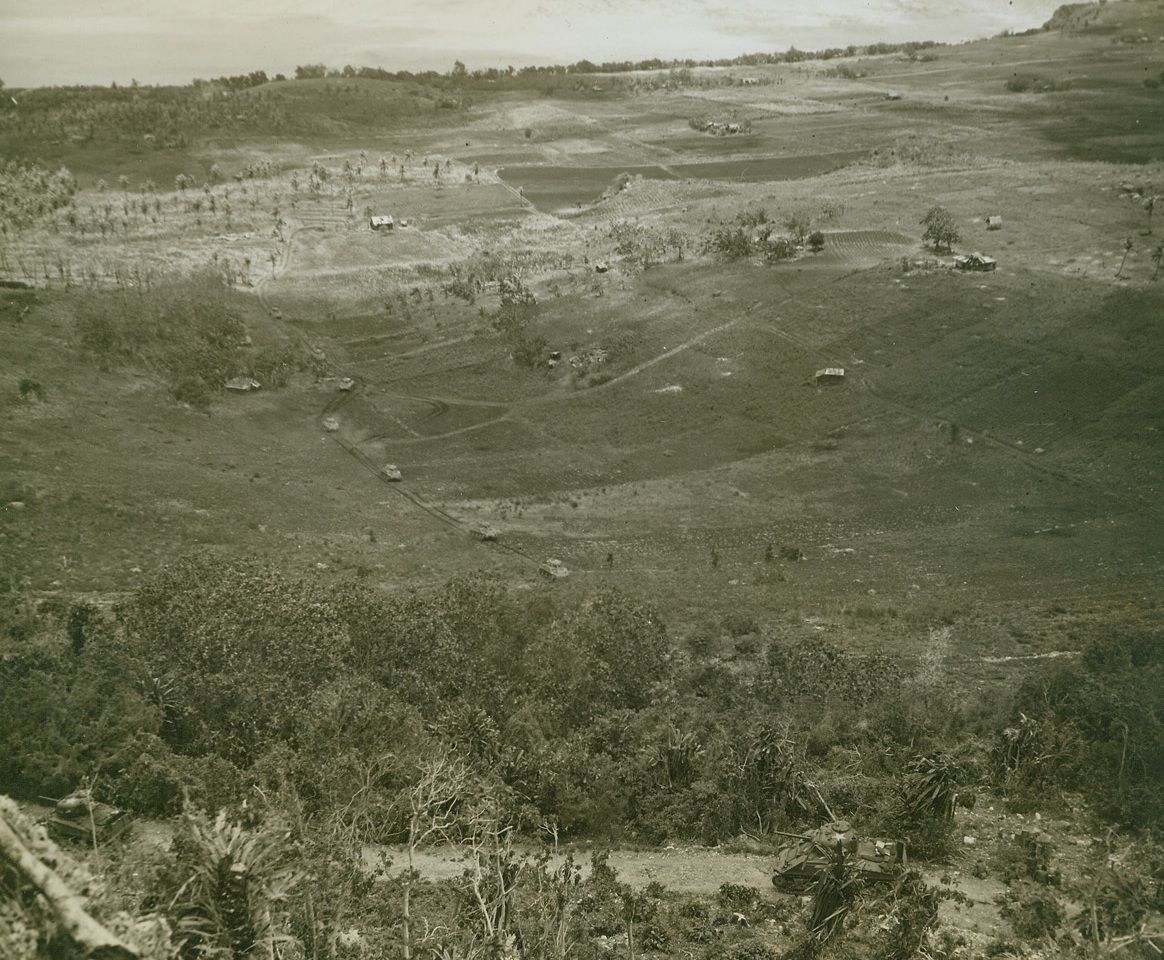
[368,842,1008,935]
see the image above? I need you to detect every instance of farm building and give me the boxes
[225,377,261,392]
[986,215,1003,230]
[955,253,997,271]
[815,368,846,384]
[370,215,394,231]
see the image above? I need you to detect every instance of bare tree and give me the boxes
[1116,237,1134,278]
[459,807,520,955]
[399,753,473,960]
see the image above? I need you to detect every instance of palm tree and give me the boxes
[1152,244,1163,281]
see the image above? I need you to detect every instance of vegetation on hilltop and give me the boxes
[0,34,951,161]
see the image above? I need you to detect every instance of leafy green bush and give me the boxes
[1005,628,1164,827]
[245,341,319,387]
[1005,74,1068,93]
[1000,882,1064,943]
[867,871,940,960]
[111,737,247,816]
[118,555,357,762]
[0,642,162,800]
[717,882,761,915]
[707,226,755,260]
[761,635,904,713]
[524,591,669,728]
[900,754,961,823]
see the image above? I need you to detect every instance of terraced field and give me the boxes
[2,5,1161,638]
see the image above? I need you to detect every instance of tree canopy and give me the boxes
[921,205,960,252]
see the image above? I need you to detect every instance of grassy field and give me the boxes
[1,0,1161,676]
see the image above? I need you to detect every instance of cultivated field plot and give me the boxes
[500,151,870,211]
[2,2,1162,633]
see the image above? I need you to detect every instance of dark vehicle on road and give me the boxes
[44,791,131,844]
[771,820,906,891]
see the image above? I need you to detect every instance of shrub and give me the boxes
[118,556,357,763]
[868,871,940,960]
[1005,628,1164,827]
[717,882,760,915]
[722,613,759,637]
[74,266,258,400]
[1005,74,1067,93]
[761,635,905,713]
[1074,855,1163,946]
[707,226,755,260]
[0,634,163,801]
[111,737,247,816]
[1000,883,1064,943]
[246,342,318,387]
[900,754,962,823]
[762,236,797,262]
[65,601,99,654]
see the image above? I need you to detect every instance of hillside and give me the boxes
[1,4,1163,959]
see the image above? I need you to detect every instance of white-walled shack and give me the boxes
[815,368,846,384]
[370,215,394,231]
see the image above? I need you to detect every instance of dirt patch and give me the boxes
[369,845,778,896]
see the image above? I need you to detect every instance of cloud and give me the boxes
[0,0,1064,87]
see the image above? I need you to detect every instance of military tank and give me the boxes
[44,791,131,844]
[771,820,906,891]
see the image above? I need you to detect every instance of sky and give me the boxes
[2,0,1066,88]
